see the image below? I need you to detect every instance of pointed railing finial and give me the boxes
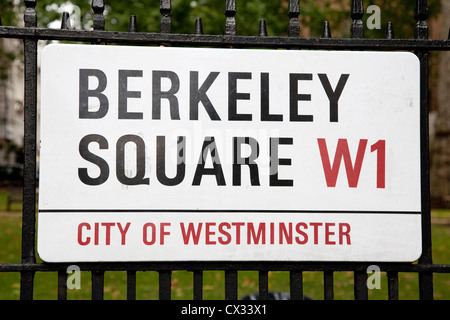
[92,0,105,31]
[24,0,37,28]
[414,0,428,39]
[129,15,138,32]
[61,12,71,30]
[288,0,300,37]
[225,0,236,35]
[160,0,172,33]
[385,22,394,39]
[350,0,364,38]
[258,20,268,37]
[194,17,203,35]
[322,21,331,38]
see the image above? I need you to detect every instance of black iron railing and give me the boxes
[0,0,449,300]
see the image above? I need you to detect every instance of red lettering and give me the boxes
[371,139,386,188]
[205,222,216,245]
[117,222,131,245]
[94,222,99,245]
[218,222,232,245]
[232,222,244,244]
[295,222,308,245]
[77,222,90,246]
[101,222,115,245]
[160,222,171,245]
[143,223,156,245]
[339,223,351,245]
[325,222,335,245]
[318,138,367,188]
[180,222,203,245]
[247,223,265,244]
[310,222,322,245]
[279,222,292,244]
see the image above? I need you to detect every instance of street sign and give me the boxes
[38,44,421,262]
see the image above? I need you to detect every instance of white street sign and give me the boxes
[38,44,421,262]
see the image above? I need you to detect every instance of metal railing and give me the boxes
[0,0,449,300]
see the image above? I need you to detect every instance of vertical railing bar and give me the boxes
[415,0,434,301]
[92,0,105,31]
[127,270,137,300]
[353,271,368,300]
[193,270,203,300]
[58,270,67,300]
[289,271,303,300]
[225,270,238,300]
[159,270,172,300]
[91,270,105,300]
[350,0,364,38]
[224,0,237,36]
[287,0,300,38]
[20,0,37,301]
[160,0,172,34]
[258,270,269,300]
[387,271,399,300]
[323,271,334,300]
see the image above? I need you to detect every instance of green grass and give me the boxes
[0,191,449,299]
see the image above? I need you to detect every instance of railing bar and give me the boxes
[387,271,399,300]
[58,270,67,300]
[289,271,303,300]
[258,271,269,300]
[91,270,105,300]
[20,0,38,302]
[127,270,137,300]
[323,271,334,300]
[353,271,368,300]
[225,270,238,300]
[159,270,172,300]
[193,270,203,300]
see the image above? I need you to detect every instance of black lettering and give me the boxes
[156,136,186,186]
[116,135,149,185]
[78,134,109,185]
[261,73,282,121]
[289,73,313,122]
[270,137,293,186]
[79,69,109,119]
[192,137,226,186]
[190,71,221,120]
[119,70,143,119]
[318,73,350,122]
[228,72,252,121]
[152,70,180,120]
[233,137,260,186]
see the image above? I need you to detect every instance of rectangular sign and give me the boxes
[38,44,421,262]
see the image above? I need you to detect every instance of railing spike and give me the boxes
[224,0,236,35]
[322,21,331,38]
[386,22,394,39]
[128,15,138,32]
[258,20,267,37]
[92,0,105,31]
[288,0,300,37]
[24,0,37,28]
[160,0,172,33]
[414,0,428,39]
[194,17,203,35]
[350,0,364,38]
[61,12,71,30]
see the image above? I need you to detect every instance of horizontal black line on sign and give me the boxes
[38,209,422,214]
